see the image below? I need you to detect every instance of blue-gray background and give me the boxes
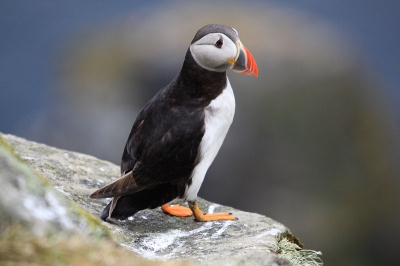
[2,1,399,134]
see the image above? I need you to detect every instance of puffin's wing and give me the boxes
[89,171,144,198]
[121,86,204,186]
[120,100,150,175]
[91,86,204,199]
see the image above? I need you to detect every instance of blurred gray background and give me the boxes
[1,1,400,265]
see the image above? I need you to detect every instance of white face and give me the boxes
[190,33,238,72]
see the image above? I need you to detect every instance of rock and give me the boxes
[0,133,322,265]
[0,134,109,239]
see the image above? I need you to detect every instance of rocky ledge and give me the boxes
[0,133,322,265]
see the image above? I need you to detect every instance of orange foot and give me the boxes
[161,204,193,217]
[188,201,236,222]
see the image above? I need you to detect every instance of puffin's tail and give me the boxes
[100,183,185,221]
[100,196,142,221]
[100,201,112,221]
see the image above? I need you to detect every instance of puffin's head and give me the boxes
[189,24,258,77]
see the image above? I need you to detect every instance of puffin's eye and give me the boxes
[214,38,223,48]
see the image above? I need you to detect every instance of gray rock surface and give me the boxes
[0,135,109,240]
[0,133,322,265]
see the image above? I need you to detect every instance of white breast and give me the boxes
[185,77,235,201]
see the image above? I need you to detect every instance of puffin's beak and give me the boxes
[231,42,258,77]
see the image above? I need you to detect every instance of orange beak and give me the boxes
[231,42,258,77]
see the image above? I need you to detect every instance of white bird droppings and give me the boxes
[255,228,282,238]
[207,203,220,214]
[211,220,233,238]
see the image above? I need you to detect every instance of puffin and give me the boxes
[90,24,258,222]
